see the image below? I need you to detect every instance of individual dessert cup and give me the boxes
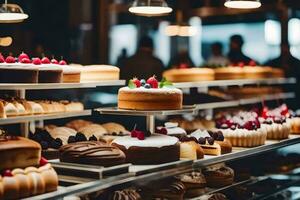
[156,122,187,138]
[112,132,180,165]
[59,141,126,167]
[118,76,183,110]
[163,67,215,82]
[202,164,234,188]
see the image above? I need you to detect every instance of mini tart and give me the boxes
[214,66,244,80]
[203,165,234,188]
[163,68,215,82]
[118,87,183,110]
[221,127,267,147]
[180,141,204,160]
[112,134,180,165]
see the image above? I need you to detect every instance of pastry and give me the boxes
[38,163,59,192]
[78,65,120,82]
[217,112,267,147]
[59,141,126,167]
[118,77,183,110]
[163,68,215,82]
[190,130,232,155]
[3,101,18,117]
[65,119,93,131]
[198,193,229,200]
[151,181,186,200]
[156,122,187,138]
[0,136,41,171]
[26,101,45,114]
[60,101,84,112]
[179,140,204,160]
[11,169,30,198]
[101,122,130,143]
[176,171,206,189]
[2,175,19,200]
[78,124,108,139]
[48,127,77,145]
[203,164,234,188]
[25,167,45,195]
[110,189,141,200]
[112,133,180,165]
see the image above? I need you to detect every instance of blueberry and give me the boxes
[54,138,63,147]
[89,135,97,141]
[180,135,190,142]
[50,140,61,149]
[75,132,87,142]
[189,137,198,143]
[198,137,206,144]
[144,83,151,89]
[207,137,215,145]
[212,132,219,140]
[217,133,224,141]
[140,79,146,86]
[68,136,76,143]
[207,130,214,136]
[40,141,49,150]
[145,130,151,137]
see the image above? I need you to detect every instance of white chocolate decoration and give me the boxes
[190,129,210,139]
[112,133,178,149]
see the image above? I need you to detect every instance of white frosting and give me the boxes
[221,127,265,139]
[60,65,81,74]
[81,65,120,72]
[0,63,39,70]
[166,127,186,136]
[119,86,182,94]
[38,64,63,71]
[165,122,178,128]
[190,129,210,139]
[112,133,178,149]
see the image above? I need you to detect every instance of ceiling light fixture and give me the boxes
[224,0,261,9]
[129,0,172,17]
[0,0,28,23]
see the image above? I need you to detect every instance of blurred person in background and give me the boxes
[228,34,254,65]
[207,42,229,66]
[116,48,128,68]
[120,36,164,80]
[168,50,195,69]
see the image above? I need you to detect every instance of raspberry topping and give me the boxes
[20,58,31,64]
[3,169,13,177]
[132,78,141,88]
[51,58,59,64]
[32,58,42,65]
[5,56,15,63]
[41,57,51,64]
[18,52,29,61]
[147,76,158,88]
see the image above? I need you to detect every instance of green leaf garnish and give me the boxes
[159,77,174,88]
[128,79,137,89]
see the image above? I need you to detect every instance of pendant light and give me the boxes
[129,0,173,17]
[224,0,261,9]
[0,0,28,23]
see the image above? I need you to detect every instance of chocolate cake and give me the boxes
[59,141,126,167]
[0,65,39,83]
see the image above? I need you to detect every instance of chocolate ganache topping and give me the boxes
[59,141,126,167]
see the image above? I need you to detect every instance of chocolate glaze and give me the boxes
[59,141,126,167]
[111,189,141,200]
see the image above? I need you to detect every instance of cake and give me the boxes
[37,64,63,83]
[118,77,183,110]
[162,68,215,82]
[271,67,285,78]
[59,141,126,167]
[290,116,300,134]
[112,133,180,165]
[0,64,39,83]
[190,130,232,155]
[243,66,272,79]
[179,139,204,160]
[202,164,234,188]
[214,66,244,80]
[260,117,290,140]
[0,136,41,171]
[78,65,120,82]
[60,65,81,83]
[156,122,187,138]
